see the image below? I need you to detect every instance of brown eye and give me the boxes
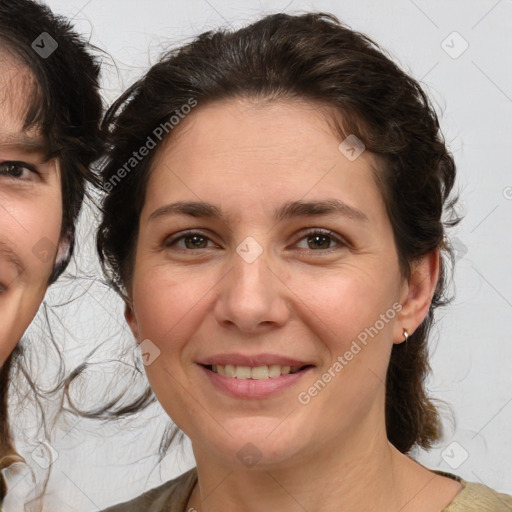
[295,229,345,251]
[183,235,208,249]
[307,234,332,250]
[164,231,216,251]
[0,161,38,180]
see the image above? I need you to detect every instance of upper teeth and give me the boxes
[212,364,301,379]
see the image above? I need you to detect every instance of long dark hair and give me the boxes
[0,0,103,499]
[82,12,459,457]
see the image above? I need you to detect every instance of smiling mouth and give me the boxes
[0,245,25,291]
[202,364,313,380]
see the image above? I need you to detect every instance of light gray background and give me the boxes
[5,0,512,510]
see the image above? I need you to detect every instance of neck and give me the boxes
[188,417,421,512]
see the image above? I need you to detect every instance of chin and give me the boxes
[191,416,312,469]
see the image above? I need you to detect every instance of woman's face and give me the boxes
[0,55,63,365]
[127,98,431,468]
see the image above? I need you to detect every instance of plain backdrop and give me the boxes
[4,0,512,510]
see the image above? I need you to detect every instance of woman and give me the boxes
[0,0,102,503]
[98,13,511,511]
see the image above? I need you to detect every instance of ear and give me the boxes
[394,248,440,344]
[125,301,140,341]
[48,231,74,284]
[55,234,72,267]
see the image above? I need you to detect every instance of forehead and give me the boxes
[151,98,375,183]
[163,97,337,157]
[0,49,40,139]
[145,98,386,225]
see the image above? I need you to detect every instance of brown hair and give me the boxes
[95,12,459,453]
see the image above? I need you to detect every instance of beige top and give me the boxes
[104,468,512,511]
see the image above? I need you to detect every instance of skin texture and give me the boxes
[126,98,463,511]
[0,54,63,365]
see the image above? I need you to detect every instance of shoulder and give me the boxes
[102,468,197,512]
[435,471,512,511]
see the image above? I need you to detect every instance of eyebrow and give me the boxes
[0,134,48,155]
[148,199,368,224]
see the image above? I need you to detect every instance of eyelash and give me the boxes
[0,161,40,181]
[163,228,347,253]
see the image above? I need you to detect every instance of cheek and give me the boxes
[284,262,401,408]
[0,190,62,362]
[0,194,62,285]
[131,263,214,348]
[286,277,396,436]
[289,263,400,341]
[130,266,215,421]
[20,204,62,285]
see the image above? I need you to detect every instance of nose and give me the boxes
[214,246,290,334]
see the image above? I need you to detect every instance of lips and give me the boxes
[197,353,314,398]
[200,365,313,399]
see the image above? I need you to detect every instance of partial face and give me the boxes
[0,54,63,365]
[127,98,410,468]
